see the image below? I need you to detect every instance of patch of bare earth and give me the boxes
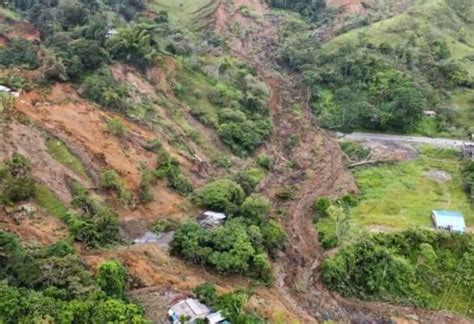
[0,203,67,245]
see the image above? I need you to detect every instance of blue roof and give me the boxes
[432,210,466,233]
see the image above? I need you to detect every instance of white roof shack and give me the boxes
[0,85,20,97]
[432,210,466,233]
[423,110,437,117]
[0,85,12,92]
[168,298,210,323]
[105,28,118,38]
[207,311,226,324]
[198,211,226,228]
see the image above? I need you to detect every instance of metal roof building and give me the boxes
[168,298,210,323]
[431,210,466,233]
[198,211,226,228]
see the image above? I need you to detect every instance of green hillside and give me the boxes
[276,0,474,137]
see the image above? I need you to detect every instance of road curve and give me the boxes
[342,132,474,149]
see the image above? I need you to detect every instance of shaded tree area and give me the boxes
[322,229,474,314]
[0,232,147,323]
[171,178,285,284]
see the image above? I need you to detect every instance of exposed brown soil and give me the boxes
[14,84,159,190]
[0,117,90,202]
[0,203,67,245]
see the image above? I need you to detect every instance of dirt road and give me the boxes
[343,132,474,149]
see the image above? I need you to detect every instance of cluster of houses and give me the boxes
[168,298,227,324]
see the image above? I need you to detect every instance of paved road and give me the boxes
[341,132,474,149]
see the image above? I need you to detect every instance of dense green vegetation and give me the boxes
[175,56,272,157]
[463,160,474,202]
[193,283,265,322]
[171,179,285,283]
[275,0,474,136]
[322,229,474,315]
[0,154,35,205]
[0,232,147,323]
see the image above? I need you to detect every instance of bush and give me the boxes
[100,169,133,206]
[67,179,121,248]
[155,150,193,195]
[106,118,127,136]
[322,229,474,310]
[96,260,127,299]
[314,197,330,219]
[170,219,273,283]
[81,68,131,112]
[256,154,272,170]
[0,232,147,323]
[0,38,39,69]
[233,167,265,196]
[0,154,35,204]
[196,179,245,215]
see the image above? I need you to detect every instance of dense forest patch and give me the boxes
[322,229,474,316]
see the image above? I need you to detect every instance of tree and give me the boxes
[69,39,108,70]
[327,205,350,245]
[240,194,271,225]
[197,179,245,215]
[106,23,158,69]
[96,260,126,299]
[38,47,68,81]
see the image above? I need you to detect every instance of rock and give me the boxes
[18,203,37,215]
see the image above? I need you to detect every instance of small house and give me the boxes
[105,28,118,38]
[168,298,210,323]
[198,211,226,229]
[431,210,466,233]
[463,143,474,160]
[207,311,228,324]
[423,110,437,117]
[0,85,12,93]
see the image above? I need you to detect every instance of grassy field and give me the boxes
[352,147,473,230]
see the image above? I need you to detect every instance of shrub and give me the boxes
[196,179,245,215]
[314,197,330,219]
[0,38,39,69]
[106,118,127,137]
[233,167,265,195]
[0,154,35,204]
[170,219,273,283]
[96,260,127,299]
[68,179,121,247]
[256,154,272,170]
[322,229,474,310]
[100,169,133,206]
[155,150,193,195]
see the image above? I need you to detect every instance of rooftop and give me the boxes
[432,210,466,233]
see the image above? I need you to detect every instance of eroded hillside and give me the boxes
[0,0,473,322]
